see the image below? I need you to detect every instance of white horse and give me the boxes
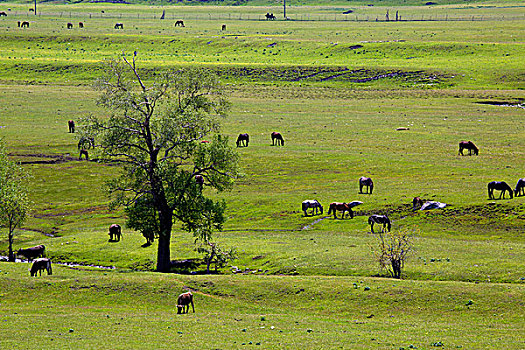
[302,200,323,216]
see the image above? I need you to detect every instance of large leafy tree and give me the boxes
[79,56,239,272]
[0,139,30,262]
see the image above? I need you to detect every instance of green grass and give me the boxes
[1,263,524,349]
[0,2,524,348]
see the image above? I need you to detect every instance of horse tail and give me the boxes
[319,204,323,215]
[302,202,308,213]
[327,205,332,215]
[387,220,391,232]
[47,260,52,275]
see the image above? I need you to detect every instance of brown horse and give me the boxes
[21,21,29,28]
[221,24,226,30]
[458,141,479,156]
[412,197,423,210]
[177,292,195,314]
[30,258,52,276]
[114,23,123,29]
[108,224,122,241]
[17,245,45,261]
[515,178,525,197]
[67,22,73,29]
[236,133,249,147]
[327,202,354,219]
[271,132,284,146]
[488,181,513,199]
[68,120,75,133]
[79,22,84,28]
[359,177,373,194]
[175,20,185,27]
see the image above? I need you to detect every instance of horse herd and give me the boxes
[236,132,284,147]
[15,223,122,277]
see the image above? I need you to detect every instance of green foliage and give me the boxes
[78,56,239,271]
[0,139,31,261]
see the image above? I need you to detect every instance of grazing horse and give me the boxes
[79,149,89,160]
[67,22,73,29]
[515,178,525,197]
[368,215,391,233]
[271,132,284,146]
[114,23,123,29]
[21,21,29,28]
[302,200,323,216]
[30,258,52,276]
[412,197,423,210]
[177,292,195,314]
[488,181,513,200]
[236,133,249,147]
[108,224,122,242]
[78,22,84,28]
[0,11,7,16]
[327,202,354,219]
[359,177,374,194]
[265,13,276,20]
[17,245,45,261]
[68,120,75,133]
[221,24,226,30]
[175,20,185,27]
[458,141,479,156]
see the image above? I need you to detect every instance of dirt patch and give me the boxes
[9,153,78,165]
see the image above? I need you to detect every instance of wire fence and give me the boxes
[6,11,525,22]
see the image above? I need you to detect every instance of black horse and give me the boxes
[368,215,391,233]
[114,23,123,29]
[175,20,185,27]
[458,141,479,156]
[271,132,284,146]
[265,13,276,20]
[236,133,249,147]
[488,181,513,199]
[514,178,525,197]
[359,177,373,194]
[68,120,75,133]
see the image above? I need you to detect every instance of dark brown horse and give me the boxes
[368,215,391,233]
[195,174,204,186]
[302,199,323,216]
[114,23,123,29]
[514,178,525,197]
[458,141,479,156]
[412,197,423,210]
[236,133,249,147]
[488,181,513,199]
[327,202,353,219]
[21,21,29,28]
[359,177,373,194]
[175,20,185,27]
[17,245,45,261]
[30,258,52,276]
[108,224,122,241]
[271,132,284,146]
[67,22,73,29]
[79,22,84,28]
[68,120,75,133]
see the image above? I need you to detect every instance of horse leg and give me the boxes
[370,222,374,233]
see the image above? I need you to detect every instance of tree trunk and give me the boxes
[391,259,401,279]
[156,209,173,273]
[8,227,15,262]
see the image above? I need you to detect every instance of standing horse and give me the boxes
[327,202,353,219]
[68,120,75,133]
[175,20,185,27]
[271,132,284,146]
[114,23,123,29]
[458,141,479,156]
[236,133,249,147]
[368,215,391,233]
[359,177,374,194]
[515,178,525,197]
[108,224,122,241]
[302,200,323,216]
[488,181,513,199]
[30,258,52,276]
[265,13,276,20]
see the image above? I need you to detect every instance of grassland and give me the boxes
[0,1,524,348]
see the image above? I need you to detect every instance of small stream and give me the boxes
[0,256,115,270]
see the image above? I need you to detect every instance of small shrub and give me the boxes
[371,227,414,279]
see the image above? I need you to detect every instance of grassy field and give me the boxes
[0,1,524,348]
